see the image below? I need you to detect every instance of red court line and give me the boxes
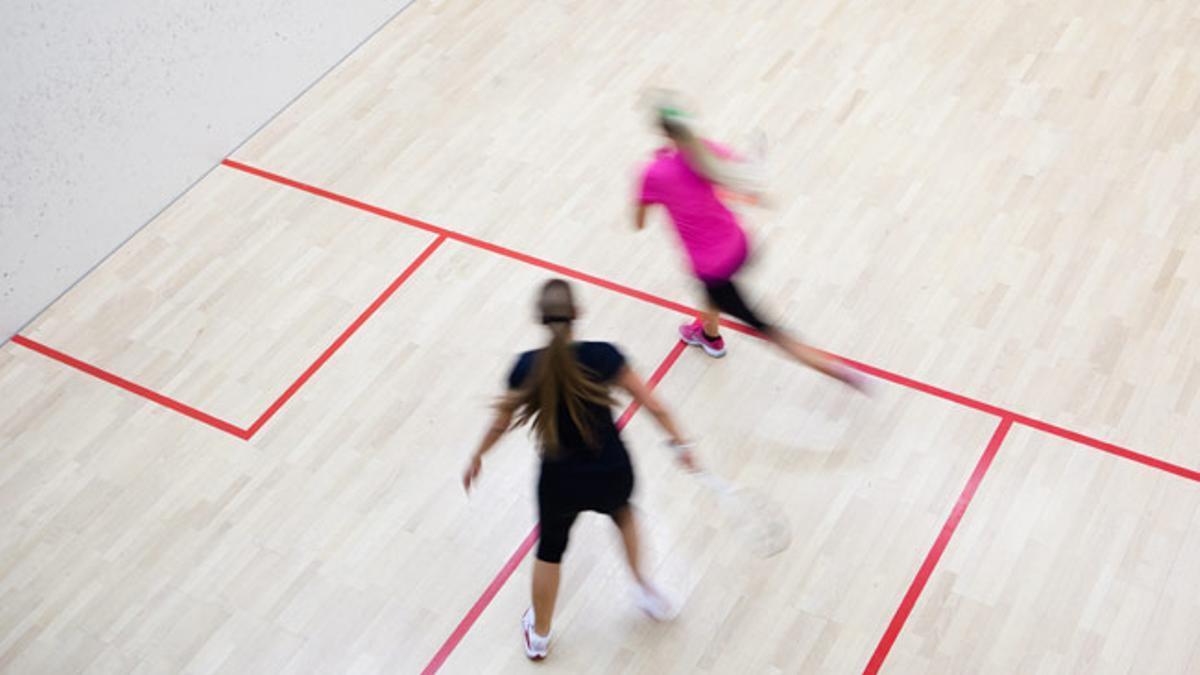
[835,356,1200,484]
[11,234,446,440]
[616,339,689,428]
[25,158,1191,484]
[222,159,707,322]
[842,349,1200,483]
[864,416,1014,675]
[1011,413,1200,483]
[220,158,1200,484]
[835,355,1009,419]
[421,339,687,674]
[419,525,540,675]
[10,335,249,438]
[243,234,446,437]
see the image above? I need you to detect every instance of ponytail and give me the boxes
[508,281,615,457]
[659,106,767,195]
[661,114,725,185]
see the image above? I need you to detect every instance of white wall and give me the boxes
[0,0,412,341]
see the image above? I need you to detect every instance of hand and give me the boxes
[675,448,699,472]
[715,187,772,210]
[462,455,482,491]
[750,192,774,210]
[667,440,700,472]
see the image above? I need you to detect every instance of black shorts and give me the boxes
[536,465,634,564]
[703,279,771,332]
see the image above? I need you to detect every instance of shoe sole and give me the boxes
[634,587,676,622]
[680,336,726,358]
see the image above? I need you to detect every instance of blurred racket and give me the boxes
[670,442,791,558]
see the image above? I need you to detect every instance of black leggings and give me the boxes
[536,466,634,564]
[703,278,771,332]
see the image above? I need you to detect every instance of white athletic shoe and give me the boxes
[633,583,676,621]
[521,608,549,660]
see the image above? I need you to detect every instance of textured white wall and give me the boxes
[0,0,411,340]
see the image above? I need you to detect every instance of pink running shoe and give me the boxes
[679,320,726,358]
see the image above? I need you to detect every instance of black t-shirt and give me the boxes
[507,341,629,469]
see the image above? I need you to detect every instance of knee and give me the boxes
[610,505,634,528]
[536,530,568,564]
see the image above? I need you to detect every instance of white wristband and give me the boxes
[666,440,695,454]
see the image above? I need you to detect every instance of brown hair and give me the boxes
[508,279,615,456]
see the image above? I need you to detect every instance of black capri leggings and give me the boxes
[536,465,635,564]
[703,278,772,332]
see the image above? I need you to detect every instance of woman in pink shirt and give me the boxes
[635,106,866,392]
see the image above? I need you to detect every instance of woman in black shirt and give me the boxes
[463,278,695,661]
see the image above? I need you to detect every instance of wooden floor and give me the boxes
[4,0,1200,672]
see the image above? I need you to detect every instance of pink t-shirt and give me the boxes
[638,144,748,282]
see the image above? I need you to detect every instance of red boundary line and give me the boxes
[222,159,716,324]
[615,339,689,428]
[1010,413,1200,482]
[10,334,249,438]
[420,339,688,674]
[835,355,1008,419]
[243,234,446,436]
[5,156,1196,671]
[11,158,1197,485]
[419,525,541,675]
[220,158,1200,484]
[863,416,1013,674]
[835,355,1200,482]
[11,234,445,440]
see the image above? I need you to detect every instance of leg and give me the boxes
[611,506,675,620]
[705,279,868,391]
[532,475,576,638]
[531,559,561,635]
[612,506,646,585]
[763,326,867,390]
[606,465,675,621]
[701,303,721,339]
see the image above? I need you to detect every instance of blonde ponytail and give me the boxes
[658,103,767,195]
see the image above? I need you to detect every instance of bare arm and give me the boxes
[615,366,696,468]
[463,396,516,491]
[634,203,650,231]
[690,136,773,207]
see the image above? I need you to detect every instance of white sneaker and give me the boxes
[521,608,549,660]
[633,583,676,621]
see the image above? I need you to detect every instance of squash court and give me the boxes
[2,1,1200,673]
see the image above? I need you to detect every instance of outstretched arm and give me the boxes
[463,396,516,490]
[615,366,696,469]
